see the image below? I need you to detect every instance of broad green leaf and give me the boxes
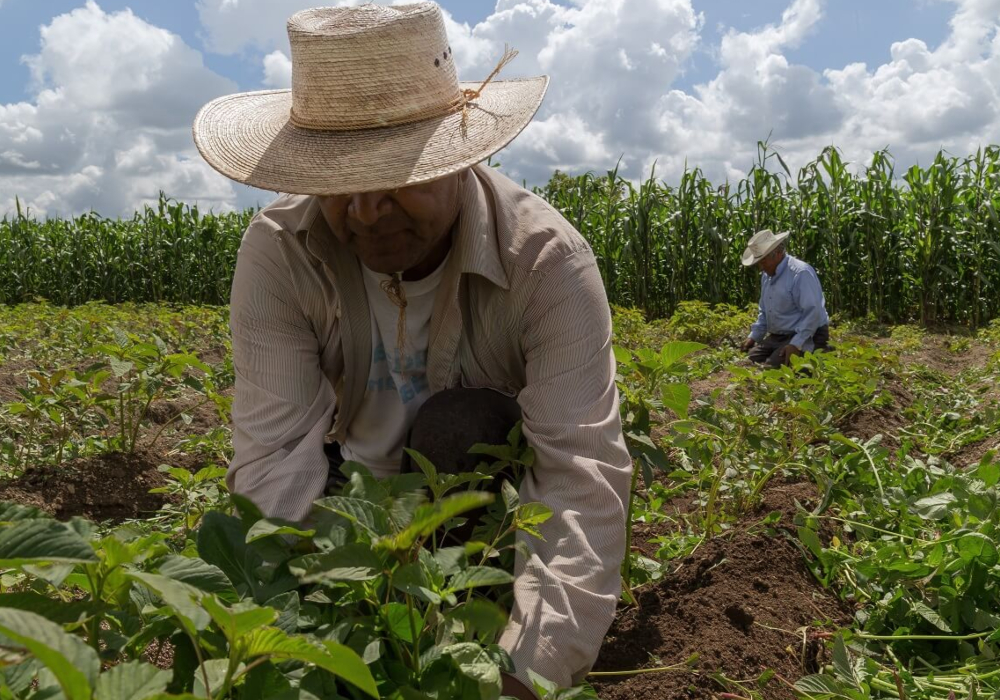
[612,346,632,364]
[289,543,383,583]
[975,459,999,487]
[242,660,295,700]
[313,496,392,538]
[794,674,852,697]
[911,493,957,520]
[128,572,209,633]
[392,562,442,604]
[529,669,560,696]
[158,555,238,602]
[0,608,99,700]
[516,503,552,528]
[1,659,40,696]
[447,599,507,639]
[0,592,102,625]
[831,635,857,687]
[193,659,232,699]
[21,562,76,587]
[404,448,438,483]
[197,512,298,603]
[196,511,256,592]
[501,481,519,514]
[0,520,98,566]
[433,546,471,577]
[797,526,823,559]
[442,643,502,700]
[515,502,553,540]
[265,592,301,635]
[659,341,706,368]
[660,383,692,419]
[379,492,494,552]
[911,601,953,633]
[243,627,378,698]
[246,519,315,544]
[446,566,514,593]
[201,597,278,643]
[382,602,423,644]
[0,502,48,522]
[94,661,170,700]
[957,532,999,566]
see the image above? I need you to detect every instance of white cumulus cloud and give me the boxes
[4,0,1000,218]
[262,50,293,88]
[0,1,249,218]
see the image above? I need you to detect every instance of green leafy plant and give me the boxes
[614,340,705,595]
[90,330,211,454]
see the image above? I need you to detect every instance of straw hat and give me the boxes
[741,229,791,266]
[192,3,548,195]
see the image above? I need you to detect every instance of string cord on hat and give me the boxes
[380,272,408,376]
[461,45,518,132]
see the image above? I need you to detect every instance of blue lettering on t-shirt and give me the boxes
[368,342,428,404]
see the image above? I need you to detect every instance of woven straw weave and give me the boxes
[193,2,547,195]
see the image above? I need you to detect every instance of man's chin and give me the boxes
[359,256,412,275]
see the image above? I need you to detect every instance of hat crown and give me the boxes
[749,229,776,257]
[287,3,463,131]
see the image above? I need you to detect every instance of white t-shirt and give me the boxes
[338,257,447,478]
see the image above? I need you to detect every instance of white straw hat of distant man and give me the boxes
[192,3,548,195]
[741,229,791,267]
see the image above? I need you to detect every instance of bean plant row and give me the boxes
[0,302,999,699]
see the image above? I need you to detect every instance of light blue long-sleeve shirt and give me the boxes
[749,254,830,351]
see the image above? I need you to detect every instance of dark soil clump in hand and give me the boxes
[0,450,172,522]
[592,482,851,700]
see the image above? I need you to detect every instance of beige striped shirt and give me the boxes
[228,163,632,689]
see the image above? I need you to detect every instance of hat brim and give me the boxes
[192,77,548,195]
[741,231,791,266]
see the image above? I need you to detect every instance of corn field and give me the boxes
[0,197,251,307]
[542,144,1000,327]
[3,144,1000,326]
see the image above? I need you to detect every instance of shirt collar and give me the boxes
[768,254,790,280]
[299,164,509,291]
[452,164,509,290]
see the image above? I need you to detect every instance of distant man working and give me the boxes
[740,229,830,367]
[191,4,630,697]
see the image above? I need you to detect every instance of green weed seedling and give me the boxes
[0,446,562,699]
[614,340,705,596]
[90,329,211,455]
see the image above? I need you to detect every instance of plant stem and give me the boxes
[588,662,694,677]
[855,631,993,641]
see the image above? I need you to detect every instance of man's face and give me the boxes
[318,171,464,277]
[756,249,783,276]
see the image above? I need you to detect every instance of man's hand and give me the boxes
[780,343,801,364]
[502,673,537,700]
[741,337,756,352]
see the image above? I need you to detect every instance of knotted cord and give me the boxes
[461,44,519,133]
[380,272,408,374]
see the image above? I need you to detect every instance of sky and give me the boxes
[0,0,996,218]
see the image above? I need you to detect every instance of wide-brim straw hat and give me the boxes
[192,3,548,195]
[741,229,791,266]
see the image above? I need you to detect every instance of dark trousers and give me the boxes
[325,388,522,494]
[748,325,830,368]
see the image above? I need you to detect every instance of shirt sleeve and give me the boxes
[749,274,768,342]
[497,249,632,690]
[227,220,336,523]
[790,268,825,350]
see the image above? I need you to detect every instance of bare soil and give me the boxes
[592,481,851,700]
[0,450,172,522]
[838,373,915,451]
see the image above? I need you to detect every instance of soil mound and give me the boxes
[0,450,171,522]
[592,483,850,700]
